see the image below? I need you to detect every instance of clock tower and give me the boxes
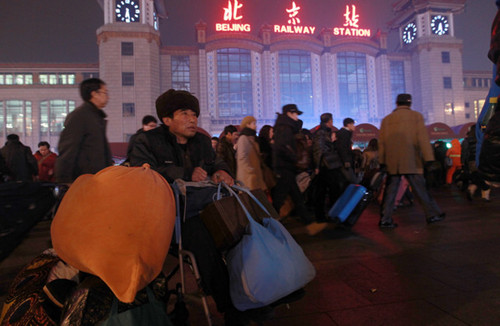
[391,0,467,126]
[97,0,161,142]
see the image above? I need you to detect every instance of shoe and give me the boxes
[427,213,445,224]
[378,221,398,229]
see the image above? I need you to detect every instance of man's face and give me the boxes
[287,112,299,121]
[39,145,50,156]
[90,85,109,109]
[326,119,334,129]
[143,121,157,131]
[346,123,355,131]
[163,109,198,144]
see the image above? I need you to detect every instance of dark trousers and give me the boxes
[272,168,308,217]
[314,168,348,219]
[381,174,442,224]
[181,216,231,313]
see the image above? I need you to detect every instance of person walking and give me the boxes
[217,125,238,177]
[336,117,356,184]
[34,141,57,182]
[445,139,462,185]
[236,116,267,191]
[378,93,445,229]
[55,78,113,183]
[272,104,313,224]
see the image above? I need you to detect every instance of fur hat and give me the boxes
[282,104,303,115]
[156,89,200,120]
[51,165,175,303]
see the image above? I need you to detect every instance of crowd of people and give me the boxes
[1,78,500,326]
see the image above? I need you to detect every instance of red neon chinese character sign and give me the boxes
[216,0,251,32]
[223,0,243,21]
[343,5,359,28]
[274,1,316,34]
[333,4,371,37]
[287,2,301,25]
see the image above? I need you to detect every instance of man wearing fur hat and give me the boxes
[129,89,233,184]
[129,89,248,324]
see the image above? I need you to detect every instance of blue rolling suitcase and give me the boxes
[328,184,368,224]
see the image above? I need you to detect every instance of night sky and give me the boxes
[0,0,496,71]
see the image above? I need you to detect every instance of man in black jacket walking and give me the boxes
[336,117,356,184]
[272,104,313,224]
[55,78,113,183]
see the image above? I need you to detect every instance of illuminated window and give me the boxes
[0,100,32,137]
[122,103,135,117]
[0,73,33,85]
[171,56,190,91]
[390,61,405,104]
[39,73,75,85]
[279,50,313,117]
[82,72,99,79]
[337,52,369,118]
[5,74,14,85]
[443,77,452,89]
[40,100,76,136]
[216,48,253,117]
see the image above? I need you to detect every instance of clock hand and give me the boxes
[125,8,130,21]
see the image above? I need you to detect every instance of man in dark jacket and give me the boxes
[312,113,345,220]
[217,124,238,177]
[0,134,38,182]
[272,104,313,224]
[123,115,157,165]
[336,117,356,183]
[55,78,113,183]
[129,89,243,323]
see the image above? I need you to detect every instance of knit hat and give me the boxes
[51,165,175,303]
[156,89,200,120]
[240,116,257,130]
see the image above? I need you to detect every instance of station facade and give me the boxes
[0,0,490,151]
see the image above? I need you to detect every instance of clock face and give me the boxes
[431,15,449,35]
[402,22,417,44]
[115,0,140,23]
[153,11,158,30]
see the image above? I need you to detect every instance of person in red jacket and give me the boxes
[34,141,57,182]
[446,138,462,185]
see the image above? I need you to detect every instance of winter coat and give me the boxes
[461,133,477,167]
[217,136,237,177]
[273,113,302,172]
[129,124,230,183]
[236,128,267,191]
[0,139,38,182]
[34,151,57,182]
[55,102,113,183]
[312,124,342,170]
[446,139,462,167]
[479,111,500,181]
[379,105,434,175]
[336,128,354,167]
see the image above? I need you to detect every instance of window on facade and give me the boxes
[0,100,32,137]
[0,73,33,85]
[171,56,190,91]
[58,74,75,85]
[82,72,99,80]
[279,50,313,117]
[40,100,76,136]
[443,77,452,89]
[39,73,75,85]
[122,72,135,86]
[217,48,253,117]
[122,103,135,117]
[337,52,369,119]
[121,42,134,56]
[465,102,470,108]
[441,52,450,63]
[484,78,491,88]
[389,61,405,104]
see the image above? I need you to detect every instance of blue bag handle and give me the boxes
[230,184,272,218]
[219,182,260,229]
[170,182,182,244]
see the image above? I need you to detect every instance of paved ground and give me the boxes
[1,186,499,325]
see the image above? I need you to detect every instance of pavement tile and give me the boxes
[327,300,467,326]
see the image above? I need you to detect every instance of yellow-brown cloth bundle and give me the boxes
[51,165,175,303]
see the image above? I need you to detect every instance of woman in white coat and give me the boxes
[236,116,267,191]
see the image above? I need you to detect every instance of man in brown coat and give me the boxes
[378,93,445,229]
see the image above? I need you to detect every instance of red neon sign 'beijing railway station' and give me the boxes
[333,5,371,37]
[215,0,251,32]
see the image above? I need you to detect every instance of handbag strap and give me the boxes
[230,185,272,217]
[220,182,259,227]
[171,182,182,244]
